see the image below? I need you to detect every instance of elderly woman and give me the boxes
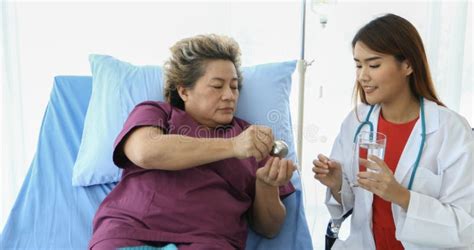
[88,34,296,250]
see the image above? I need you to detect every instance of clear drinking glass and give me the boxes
[350,131,386,187]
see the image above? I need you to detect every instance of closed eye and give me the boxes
[356,64,380,69]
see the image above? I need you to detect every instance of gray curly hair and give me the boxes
[164,34,243,110]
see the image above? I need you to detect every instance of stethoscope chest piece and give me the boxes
[271,140,289,158]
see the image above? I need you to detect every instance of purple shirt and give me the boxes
[89,101,295,249]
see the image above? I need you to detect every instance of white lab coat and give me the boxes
[326,98,474,249]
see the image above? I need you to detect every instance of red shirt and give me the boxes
[373,113,418,250]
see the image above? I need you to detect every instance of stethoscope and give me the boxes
[353,97,426,190]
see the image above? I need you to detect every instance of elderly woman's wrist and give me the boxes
[227,138,238,158]
[256,178,278,189]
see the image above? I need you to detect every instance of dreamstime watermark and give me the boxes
[145,123,241,143]
[143,122,290,146]
[141,109,326,148]
[303,124,327,143]
[266,109,282,124]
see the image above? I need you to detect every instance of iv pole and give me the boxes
[296,0,308,172]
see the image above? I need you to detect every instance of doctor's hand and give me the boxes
[256,157,296,187]
[232,125,274,162]
[312,154,342,191]
[358,155,411,210]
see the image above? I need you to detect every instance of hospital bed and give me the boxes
[0,76,313,249]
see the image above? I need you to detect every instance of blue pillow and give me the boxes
[236,61,297,162]
[72,55,164,186]
[72,54,296,186]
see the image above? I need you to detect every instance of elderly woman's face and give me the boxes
[178,59,239,128]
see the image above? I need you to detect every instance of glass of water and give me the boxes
[351,131,386,187]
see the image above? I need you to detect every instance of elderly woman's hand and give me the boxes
[232,125,274,162]
[256,157,296,187]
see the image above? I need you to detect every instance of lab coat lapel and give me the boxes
[393,121,422,184]
[394,98,439,184]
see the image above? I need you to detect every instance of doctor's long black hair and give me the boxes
[352,13,445,108]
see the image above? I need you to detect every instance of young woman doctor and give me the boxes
[313,14,473,249]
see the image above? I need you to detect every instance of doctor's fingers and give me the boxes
[313,159,330,171]
[358,178,390,199]
[313,166,334,182]
[358,167,393,185]
[317,154,330,164]
[367,155,392,174]
[357,160,383,181]
[359,158,383,173]
[357,171,382,182]
[327,160,341,171]
[313,165,330,175]
[357,178,378,194]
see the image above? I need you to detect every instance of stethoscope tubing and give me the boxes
[354,97,426,190]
